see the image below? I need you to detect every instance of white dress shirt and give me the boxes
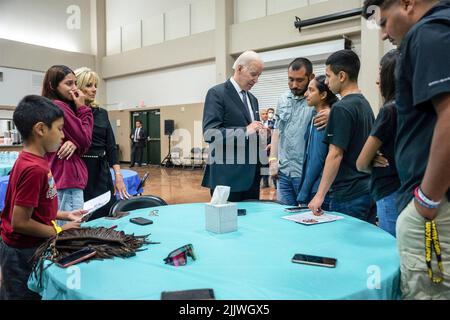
[230,77,255,122]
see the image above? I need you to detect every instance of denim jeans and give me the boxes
[328,193,375,223]
[376,191,400,237]
[57,188,84,226]
[277,171,302,206]
[0,241,41,300]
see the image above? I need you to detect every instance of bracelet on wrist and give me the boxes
[51,220,62,235]
[414,186,441,209]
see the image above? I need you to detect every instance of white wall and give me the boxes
[0,67,44,106]
[234,0,330,23]
[106,0,215,55]
[0,0,92,54]
[106,62,216,109]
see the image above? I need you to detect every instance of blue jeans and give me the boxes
[277,172,302,206]
[376,191,399,237]
[57,189,84,226]
[328,193,375,223]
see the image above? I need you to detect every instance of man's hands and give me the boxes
[58,141,77,160]
[313,109,330,130]
[308,193,325,216]
[414,200,439,221]
[246,121,264,136]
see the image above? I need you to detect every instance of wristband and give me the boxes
[414,186,441,209]
[269,157,278,162]
[51,220,62,235]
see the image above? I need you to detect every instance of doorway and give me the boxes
[130,110,161,166]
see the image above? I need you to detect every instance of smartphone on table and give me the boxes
[284,205,309,213]
[161,289,215,300]
[291,254,337,268]
[56,248,97,268]
[130,217,154,226]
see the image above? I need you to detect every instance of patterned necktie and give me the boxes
[241,91,254,122]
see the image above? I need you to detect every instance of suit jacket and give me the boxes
[202,79,265,192]
[130,128,147,148]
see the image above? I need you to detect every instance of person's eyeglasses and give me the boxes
[163,244,196,266]
[149,209,159,217]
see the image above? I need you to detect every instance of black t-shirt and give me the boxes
[325,93,375,201]
[395,2,450,212]
[369,102,401,201]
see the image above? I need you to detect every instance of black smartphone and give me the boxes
[238,209,247,216]
[130,217,153,226]
[291,254,337,268]
[284,206,309,213]
[56,248,96,268]
[161,289,215,300]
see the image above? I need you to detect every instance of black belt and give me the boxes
[81,151,106,159]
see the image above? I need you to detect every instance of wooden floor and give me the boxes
[124,165,277,204]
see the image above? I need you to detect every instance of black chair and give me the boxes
[109,195,168,217]
[136,171,150,196]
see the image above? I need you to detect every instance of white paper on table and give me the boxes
[282,211,344,225]
[81,191,111,219]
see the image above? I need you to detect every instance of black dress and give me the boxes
[82,107,119,220]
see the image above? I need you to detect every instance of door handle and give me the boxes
[148,138,161,141]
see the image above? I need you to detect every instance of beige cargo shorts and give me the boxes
[396,198,450,299]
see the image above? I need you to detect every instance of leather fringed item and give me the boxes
[31,227,152,287]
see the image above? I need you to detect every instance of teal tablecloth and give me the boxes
[28,202,401,300]
[0,164,13,177]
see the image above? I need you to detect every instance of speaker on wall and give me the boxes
[164,120,175,136]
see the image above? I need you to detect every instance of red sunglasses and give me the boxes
[164,244,196,266]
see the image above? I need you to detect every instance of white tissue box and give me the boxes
[205,203,238,234]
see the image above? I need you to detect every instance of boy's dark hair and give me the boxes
[136,120,143,125]
[326,50,361,82]
[267,107,275,113]
[380,49,399,103]
[13,95,64,141]
[288,58,313,76]
[42,65,75,101]
[362,0,399,19]
[314,75,339,107]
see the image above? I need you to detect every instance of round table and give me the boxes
[28,202,401,300]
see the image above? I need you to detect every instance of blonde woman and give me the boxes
[74,67,130,220]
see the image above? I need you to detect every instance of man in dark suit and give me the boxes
[130,120,147,167]
[202,51,266,202]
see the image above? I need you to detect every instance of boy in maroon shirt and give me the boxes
[0,95,85,300]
